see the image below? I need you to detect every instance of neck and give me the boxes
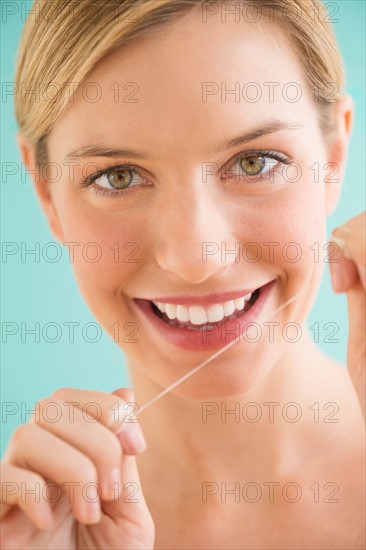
[128,329,328,486]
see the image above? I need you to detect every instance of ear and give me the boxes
[17,131,65,242]
[324,94,354,216]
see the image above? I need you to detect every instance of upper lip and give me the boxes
[136,281,273,306]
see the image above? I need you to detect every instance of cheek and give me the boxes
[54,200,148,301]
[233,177,328,285]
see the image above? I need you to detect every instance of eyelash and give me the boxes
[81,149,293,198]
[81,162,150,198]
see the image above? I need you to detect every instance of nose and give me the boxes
[154,176,238,284]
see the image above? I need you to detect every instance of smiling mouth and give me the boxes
[149,288,261,331]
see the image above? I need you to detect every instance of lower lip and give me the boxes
[133,280,276,352]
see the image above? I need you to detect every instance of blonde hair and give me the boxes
[14,0,345,164]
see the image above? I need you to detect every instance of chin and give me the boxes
[150,344,279,402]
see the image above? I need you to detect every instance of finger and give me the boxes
[50,388,129,433]
[100,454,154,540]
[51,387,146,454]
[0,463,53,530]
[331,212,366,288]
[329,242,359,293]
[29,398,123,501]
[5,423,101,525]
[112,388,147,455]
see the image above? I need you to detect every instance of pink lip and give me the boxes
[138,285,267,306]
[132,280,276,352]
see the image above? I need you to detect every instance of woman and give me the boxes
[1,0,365,548]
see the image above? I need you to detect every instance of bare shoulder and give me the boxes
[303,354,365,503]
[296,352,365,483]
[288,356,366,549]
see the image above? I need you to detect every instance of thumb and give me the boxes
[112,388,147,456]
[112,387,135,405]
[328,241,359,293]
[330,212,366,290]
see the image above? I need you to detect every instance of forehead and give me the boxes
[51,11,314,158]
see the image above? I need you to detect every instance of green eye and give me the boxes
[107,169,134,189]
[239,156,266,176]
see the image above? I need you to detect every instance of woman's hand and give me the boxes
[0,387,154,549]
[329,211,366,421]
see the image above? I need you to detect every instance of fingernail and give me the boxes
[110,402,128,433]
[329,260,345,292]
[332,225,352,259]
[119,423,147,453]
[331,236,351,259]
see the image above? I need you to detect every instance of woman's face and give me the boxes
[41,12,346,399]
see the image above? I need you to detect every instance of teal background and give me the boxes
[1,1,365,455]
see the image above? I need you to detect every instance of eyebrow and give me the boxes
[65,145,149,160]
[214,120,303,153]
[64,120,303,160]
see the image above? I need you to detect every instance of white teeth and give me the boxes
[233,297,245,310]
[152,291,254,325]
[176,305,190,322]
[165,303,177,320]
[223,300,235,316]
[206,304,225,323]
[189,306,208,325]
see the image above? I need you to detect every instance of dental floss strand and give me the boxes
[135,284,310,416]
